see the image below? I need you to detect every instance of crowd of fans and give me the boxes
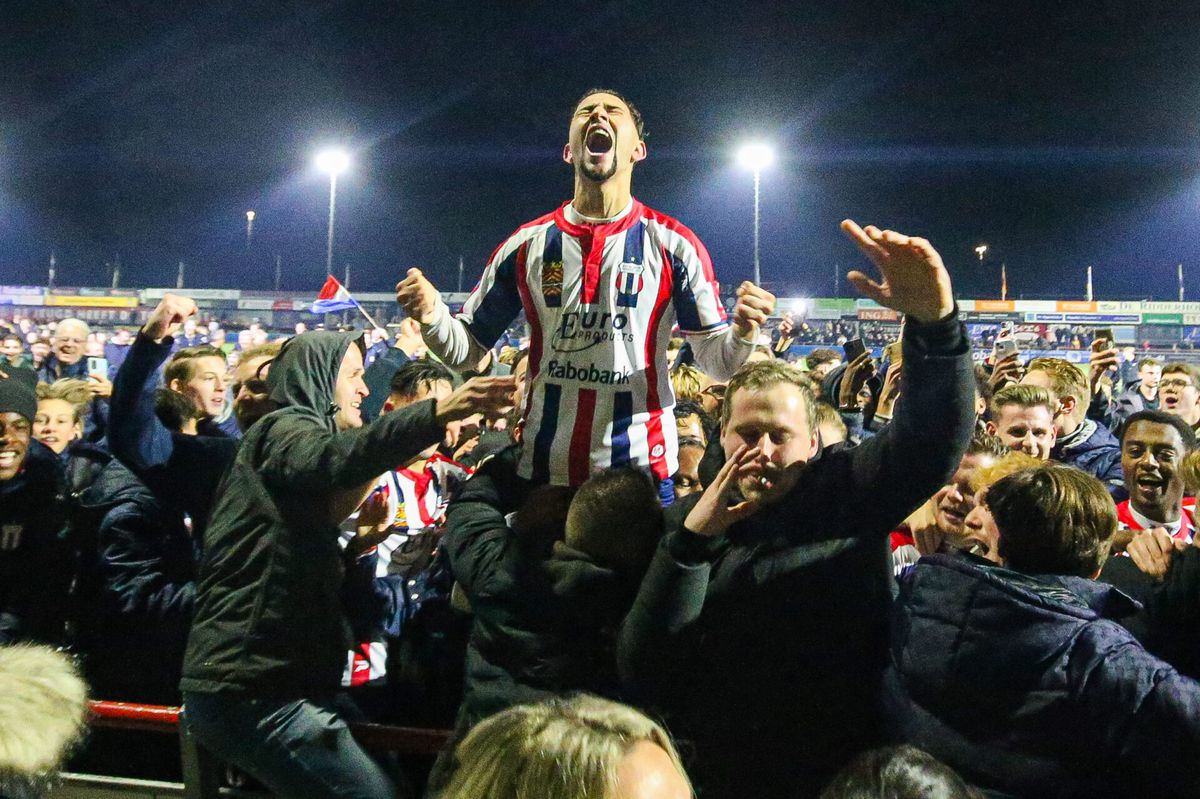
[5,273,1200,798]
[8,88,1200,799]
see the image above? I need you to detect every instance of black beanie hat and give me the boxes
[0,371,38,422]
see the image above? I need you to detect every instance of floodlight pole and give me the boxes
[325,174,338,277]
[752,167,762,286]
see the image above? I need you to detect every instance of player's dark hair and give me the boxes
[573,88,645,139]
[1121,409,1197,451]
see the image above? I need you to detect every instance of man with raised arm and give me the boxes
[398,89,775,490]
[618,221,975,799]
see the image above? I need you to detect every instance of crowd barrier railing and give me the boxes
[77,700,452,799]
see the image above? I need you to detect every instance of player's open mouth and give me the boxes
[586,126,614,156]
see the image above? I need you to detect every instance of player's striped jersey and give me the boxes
[460,198,728,486]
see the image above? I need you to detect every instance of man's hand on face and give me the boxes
[840,220,955,324]
[434,376,517,427]
[1128,527,1185,581]
[732,282,777,341]
[142,294,197,343]
[684,444,763,538]
[395,268,441,326]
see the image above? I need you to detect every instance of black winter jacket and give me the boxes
[181,332,444,696]
[618,311,974,799]
[887,554,1200,798]
[444,446,638,729]
[68,447,195,703]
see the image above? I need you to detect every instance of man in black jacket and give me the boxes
[180,329,514,799]
[0,372,69,646]
[618,220,974,799]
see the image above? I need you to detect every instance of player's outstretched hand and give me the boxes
[395,268,441,325]
[840,220,955,324]
[732,282,776,340]
[142,294,197,343]
[434,375,517,426]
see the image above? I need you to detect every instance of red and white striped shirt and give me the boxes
[422,199,752,486]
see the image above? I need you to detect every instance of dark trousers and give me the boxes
[182,691,396,799]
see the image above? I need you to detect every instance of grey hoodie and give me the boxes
[181,331,445,696]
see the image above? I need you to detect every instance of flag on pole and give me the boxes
[1086,265,1093,302]
[1000,263,1008,301]
[311,275,359,314]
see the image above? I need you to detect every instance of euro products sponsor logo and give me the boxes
[546,359,631,385]
[551,309,634,353]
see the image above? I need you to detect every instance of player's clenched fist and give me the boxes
[142,293,197,343]
[732,282,776,340]
[395,268,441,325]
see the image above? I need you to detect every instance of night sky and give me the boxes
[3,0,1200,301]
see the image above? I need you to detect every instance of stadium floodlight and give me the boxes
[736,143,775,285]
[314,148,351,276]
[975,244,988,262]
[315,148,350,177]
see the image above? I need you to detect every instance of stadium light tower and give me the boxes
[975,244,988,263]
[737,143,775,285]
[315,148,351,277]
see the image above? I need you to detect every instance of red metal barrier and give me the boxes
[87,700,452,755]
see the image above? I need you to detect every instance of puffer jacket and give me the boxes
[886,553,1200,798]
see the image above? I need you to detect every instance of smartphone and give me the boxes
[842,338,867,362]
[1092,328,1115,350]
[86,356,109,379]
[992,338,1018,361]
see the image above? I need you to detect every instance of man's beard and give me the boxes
[578,150,618,183]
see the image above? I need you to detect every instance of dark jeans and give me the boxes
[182,691,396,799]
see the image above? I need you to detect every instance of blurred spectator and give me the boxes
[163,346,229,436]
[228,342,280,434]
[436,695,691,799]
[986,384,1057,460]
[890,432,1008,576]
[1022,357,1123,493]
[0,373,69,647]
[1160,363,1200,432]
[805,347,843,383]
[29,339,50,371]
[37,319,90,383]
[1112,357,1161,427]
[153,388,202,435]
[33,380,89,456]
[1,333,29,370]
[819,745,983,799]
[672,436,705,501]
[886,464,1200,797]
[444,464,661,732]
[669,363,705,403]
[672,398,708,446]
[0,645,88,799]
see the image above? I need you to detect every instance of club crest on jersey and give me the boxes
[615,262,644,308]
[542,261,564,307]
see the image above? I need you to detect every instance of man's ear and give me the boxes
[1060,394,1078,420]
[168,378,182,393]
[985,420,997,436]
[807,432,819,460]
[382,400,395,414]
[562,143,574,165]
[631,139,647,165]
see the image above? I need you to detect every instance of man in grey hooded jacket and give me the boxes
[181,329,514,799]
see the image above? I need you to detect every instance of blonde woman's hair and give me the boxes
[0,645,89,797]
[437,695,691,799]
[1182,450,1200,495]
[670,364,705,403]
